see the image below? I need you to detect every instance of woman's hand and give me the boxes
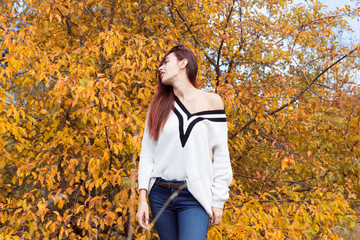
[210,207,223,227]
[136,189,151,230]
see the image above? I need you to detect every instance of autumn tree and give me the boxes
[1,0,360,239]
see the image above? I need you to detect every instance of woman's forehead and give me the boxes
[165,53,177,60]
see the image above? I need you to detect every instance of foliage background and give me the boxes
[1,0,360,239]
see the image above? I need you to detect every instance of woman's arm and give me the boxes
[138,118,157,191]
[137,118,157,229]
[209,94,233,225]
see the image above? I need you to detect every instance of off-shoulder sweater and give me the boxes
[138,95,233,216]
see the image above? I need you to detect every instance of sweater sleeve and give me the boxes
[138,118,157,191]
[211,121,233,208]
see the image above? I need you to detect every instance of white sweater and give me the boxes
[138,96,233,216]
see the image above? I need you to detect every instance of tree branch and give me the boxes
[107,0,117,31]
[230,198,360,209]
[0,206,21,212]
[169,0,217,67]
[215,0,236,88]
[230,48,358,139]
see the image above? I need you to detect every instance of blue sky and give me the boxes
[319,0,360,45]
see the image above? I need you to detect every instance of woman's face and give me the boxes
[158,53,183,85]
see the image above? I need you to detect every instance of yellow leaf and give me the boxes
[82,115,87,124]
[57,199,64,209]
[101,181,108,190]
[40,109,47,115]
[6,108,12,118]
[59,227,64,239]
[28,221,37,233]
[15,144,22,152]
[281,158,288,170]
[13,108,19,121]
[22,199,27,209]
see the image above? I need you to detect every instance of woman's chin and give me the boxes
[161,79,172,86]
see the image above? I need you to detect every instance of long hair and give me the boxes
[147,44,198,140]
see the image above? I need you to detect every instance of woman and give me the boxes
[136,44,232,240]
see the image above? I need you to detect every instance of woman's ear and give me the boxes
[180,59,188,69]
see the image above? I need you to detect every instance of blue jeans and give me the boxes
[149,179,210,240]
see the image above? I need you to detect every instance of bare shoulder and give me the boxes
[202,91,224,110]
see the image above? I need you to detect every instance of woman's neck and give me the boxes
[172,81,198,101]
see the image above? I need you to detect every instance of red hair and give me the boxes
[148,45,198,140]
